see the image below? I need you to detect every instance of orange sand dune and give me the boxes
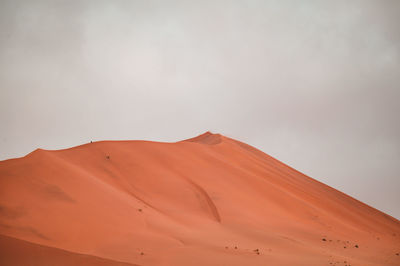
[0,234,137,266]
[0,132,399,265]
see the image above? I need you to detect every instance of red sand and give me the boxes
[0,132,399,265]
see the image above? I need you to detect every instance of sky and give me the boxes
[0,0,399,219]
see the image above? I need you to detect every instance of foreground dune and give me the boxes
[0,132,399,265]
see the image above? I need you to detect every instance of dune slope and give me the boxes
[0,132,399,265]
[0,234,138,266]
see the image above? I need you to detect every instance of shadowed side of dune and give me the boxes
[0,234,139,266]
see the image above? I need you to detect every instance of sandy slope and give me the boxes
[0,234,137,266]
[0,132,399,265]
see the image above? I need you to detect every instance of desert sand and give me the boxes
[0,132,399,265]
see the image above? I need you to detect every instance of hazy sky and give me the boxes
[1,0,399,219]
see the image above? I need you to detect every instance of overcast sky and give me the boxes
[1,0,399,219]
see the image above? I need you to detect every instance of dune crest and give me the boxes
[0,132,399,265]
[183,131,223,145]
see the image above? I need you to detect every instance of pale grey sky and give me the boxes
[1,0,399,219]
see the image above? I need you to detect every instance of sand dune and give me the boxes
[0,234,137,266]
[0,132,399,265]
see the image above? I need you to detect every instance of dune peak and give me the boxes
[183,131,223,145]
